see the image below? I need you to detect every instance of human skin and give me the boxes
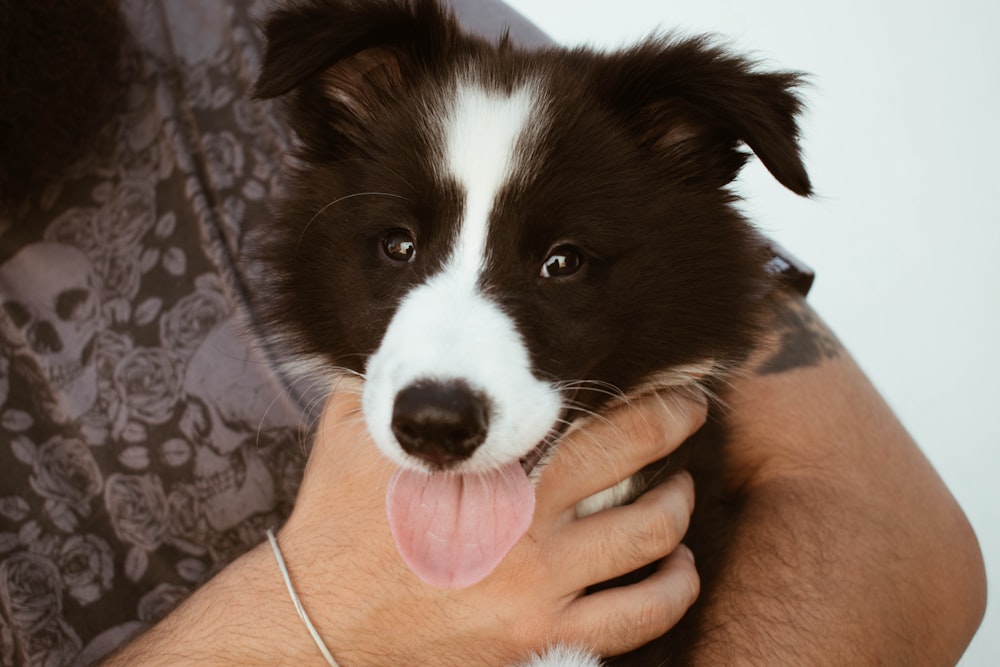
[102,293,987,665]
[5,0,985,661]
[101,387,706,665]
[686,293,987,665]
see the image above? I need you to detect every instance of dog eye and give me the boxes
[381,229,416,263]
[540,245,584,279]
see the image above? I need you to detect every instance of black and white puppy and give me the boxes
[253,0,811,664]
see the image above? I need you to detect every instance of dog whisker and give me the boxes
[296,191,409,252]
[251,2,814,656]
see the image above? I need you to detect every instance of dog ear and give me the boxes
[254,0,458,123]
[598,36,812,196]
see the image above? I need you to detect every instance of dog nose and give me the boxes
[391,381,490,468]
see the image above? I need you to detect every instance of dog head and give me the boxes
[255,0,810,586]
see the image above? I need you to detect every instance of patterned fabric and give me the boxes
[0,1,310,663]
[0,1,548,663]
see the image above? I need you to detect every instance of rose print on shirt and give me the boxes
[24,436,103,533]
[103,474,168,581]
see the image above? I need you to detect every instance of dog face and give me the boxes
[254,0,809,480]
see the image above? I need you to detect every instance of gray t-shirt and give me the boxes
[0,1,548,664]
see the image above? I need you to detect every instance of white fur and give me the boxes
[274,351,332,385]
[362,80,563,473]
[363,278,562,470]
[358,80,659,667]
[516,646,603,667]
[441,80,540,283]
[575,476,637,518]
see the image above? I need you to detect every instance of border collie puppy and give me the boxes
[253,0,811,664]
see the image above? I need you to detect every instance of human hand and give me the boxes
[277,387,706,666]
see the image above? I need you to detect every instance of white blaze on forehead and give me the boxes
[440,81,541,283]
[362,79,561,473]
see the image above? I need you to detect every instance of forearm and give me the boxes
[690,294,986,665]
[100,543,319,666]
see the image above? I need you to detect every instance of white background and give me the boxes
[502,0,998,663]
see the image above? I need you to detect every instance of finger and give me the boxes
[307,390,394,492]
[319,387,366,428]
[552,471,695,589]
[558,545,700,657]
[312,392,374,467]
[537,392,708,511]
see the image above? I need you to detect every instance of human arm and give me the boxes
[688,292,987,665]
[99,389,705,666]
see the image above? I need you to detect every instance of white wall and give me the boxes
[503,0,999,662]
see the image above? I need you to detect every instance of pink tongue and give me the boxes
[386,461,535,589]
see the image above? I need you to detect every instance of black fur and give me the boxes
[253,1,811,663]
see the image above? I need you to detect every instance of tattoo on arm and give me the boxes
[756,296,843,375]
